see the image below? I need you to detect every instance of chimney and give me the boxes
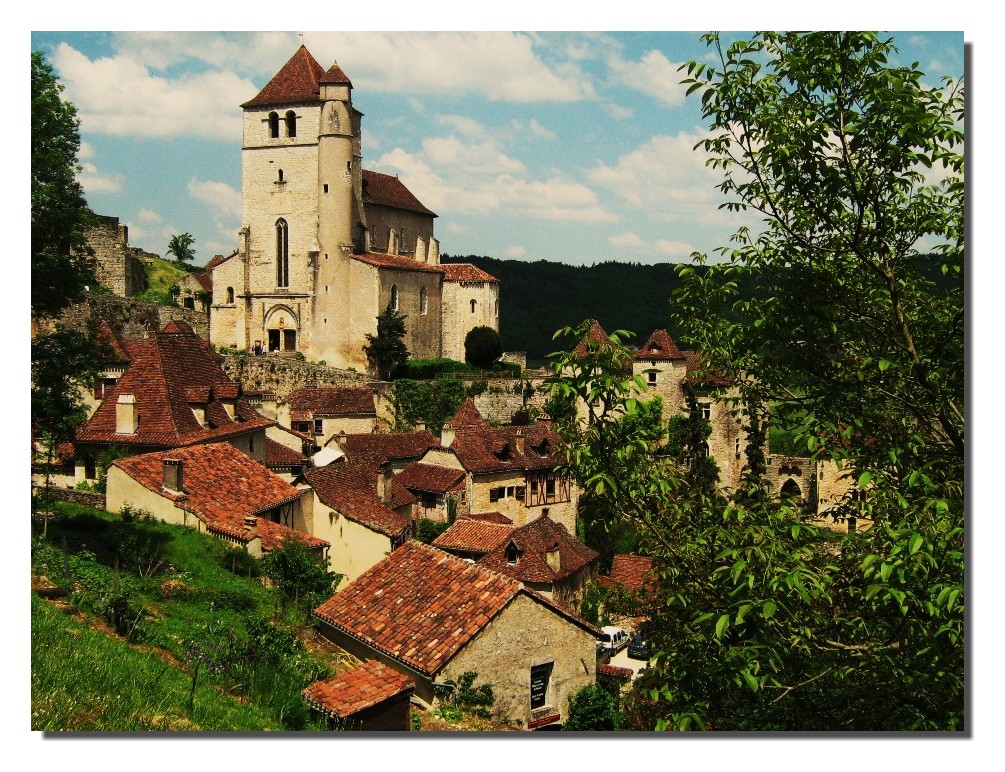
[244,515,257,529]
[441,422,455,448]
[515,428,525,455]
[545,543,561,574]
[116,394,138,434]
[537,413,553,430]
[414,417,426,432]
[377,462,393,504]
[162,459,183,492]
[337,430,347,450]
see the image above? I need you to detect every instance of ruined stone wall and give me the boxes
[461,377,551,425]
[219,354,372,401]
[32,485,105,510]
[49,294,210,340]
[86,215,147,297]
[765,455,817,506]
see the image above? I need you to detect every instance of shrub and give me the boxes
[564,683,622,731]
[413,518,449,544]
[464,326,502,369]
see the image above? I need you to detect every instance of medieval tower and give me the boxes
[209,46,499,371]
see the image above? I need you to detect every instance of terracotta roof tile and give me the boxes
[265,437,307,468]
[305,460,412,538]
[203,254,232,272]
[241,45,325,108]
[319,63,352,87]
[597,663,634,680]
[333,431,440,465]
[76,324,272,449]
[682,351,733,386]
[440,263,500,284]
[449,398,489,429]
[314,542,523,675]
[477,515,597,584]
[286,387,376,417]
[395,462,465,494]
[446,402,564,474]
[432,520,514,555]
[351,251,445,274]
[634,329,686,361]
[362,170,436,217]
[303,660,413,719]
[572,321,611,357]
[161,320,194,334]
[609,554,655,594]
[96,320,131,363]
[256,518,328,552]
[462,511,512,524]
[111,443,309,543]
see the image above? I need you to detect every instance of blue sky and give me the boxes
[30,30,963,268]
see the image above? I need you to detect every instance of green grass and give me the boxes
[31,502,334,731]
[31,593,279,731]
[134,256,191,306]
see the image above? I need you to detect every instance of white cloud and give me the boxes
[137,209,162,223]
[437,114,487,138]
[446,222,468,234]
[50,43,254,140]
[525,119,556,140]
[603,102,634,121]
[421,136,526,176]
[77,162,123,194]
[78,141,95,160]
[609,232,645,250]
[607,49,688,106]
[655,239,695,259]
[505,245,527,258]
[187,178,241,239]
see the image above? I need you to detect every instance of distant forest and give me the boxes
[441,253,957,365]
[441,255,725,363]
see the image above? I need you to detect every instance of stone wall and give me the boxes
[765,455,817,506]
[47,294,210,340]
[32,485,105,510]
[86,214,147,297]
[220,354,372,401]
[462,377,551,425]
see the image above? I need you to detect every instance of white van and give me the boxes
[597,626,629,657]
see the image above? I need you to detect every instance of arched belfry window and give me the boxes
[268,112,280,139]
[226,286,234,304]
[285,110,297,138]
[276,219,289,288]
[470,299,477,314]
[420,287,428,315]
[390,284,399,312]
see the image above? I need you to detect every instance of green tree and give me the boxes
[166,233,196,264]
[32,50,96,318]
[261,536,340,614]
[364,303,409,381]
[464,325,502,369]
[549,32,964,731]
[564,683,622,731]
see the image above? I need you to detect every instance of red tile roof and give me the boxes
[477,515,598,584]
[395,462,465,494]
[432,519,514,555]
[362,170,436,217]
[572,321,611,358]
[241,45,326,108]
[265,437,307,468]
[256,519,329,552]
[286,387,376,417]
[110,443,317,548]
[161,320,194,334]
[351,251,445,274]
[96,320,131,363]
[334,431,440,465]
[203,254,232,272]
[319,62,353,87]
[440,263,500,284]
[447,402,564,474]
[682,351,733,386]
[305,460,413,538]
[314,541,599,676]
[462,511,512,524]
[597,663,634,680]
[634,329,686,361]
[303,660,413,719]
[76,324,272,449]
[609,554,655,594]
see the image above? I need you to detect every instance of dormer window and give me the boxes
[268,112,280,139]
[505,542,519,565]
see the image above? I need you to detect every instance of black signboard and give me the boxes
[530,663,552,709]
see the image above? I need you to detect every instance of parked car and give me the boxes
[597,626,629,657]
[627,634,650,661]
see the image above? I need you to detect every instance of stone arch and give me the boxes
[780,478,802,500]
[264,304,300,353]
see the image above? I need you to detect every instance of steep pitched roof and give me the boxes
[76,324,273,448]
[303,660,413,720]
[395,462,465,494]
[332,431,440,465]
[634,329,686,361]
[351,252,445,274]
[432,519,515,555]
[286,387,376,417]
[96,320,131,363]
[110,443,319,549]
[362,169,436,217]
[449,398,489,430]
[203,253,232,272]
[609,554,655,594]
[449,418,564,474]
[682,351,733,387]
[319,62,352,87]
[477,515,598,584]
[265,437,307,469]
[314,541,598,676]
[439,263,500,284]
[572,320,612,358]
[241,45,325,108]
[305,460,413,539]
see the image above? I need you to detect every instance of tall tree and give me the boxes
[363,303,409,381]
[166,232,196,264]
[31,50,95,318]
[551,32,964,731]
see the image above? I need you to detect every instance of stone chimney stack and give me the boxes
[337,430,348,450]
[545,543,561,574]
[116,394,138,434]
[414,417,426,432]
[441,422,455,449]
[515,428,525,455]
[377,462,393,504]
[537,413,553,430]
[162,459,183,492]
[415,236,427,263]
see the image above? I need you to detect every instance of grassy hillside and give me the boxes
[31,502,336,731]
[134,256,192,305]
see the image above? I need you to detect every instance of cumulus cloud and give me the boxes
[77,162,123,194]
[603,102,634,121]
[505,245,527,258]
[437,115,486,138]
[50,42,253,141]
[78,141,95,159]
[188,178,241,239]
[607,49,688,106]
[655,239,695,259]
[609,232,645,249]
[137,209,162,223]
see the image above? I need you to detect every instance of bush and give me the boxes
[400,358,471,379]
[413,518,449,544]
[564,683,622,731]
[464,326,502,369]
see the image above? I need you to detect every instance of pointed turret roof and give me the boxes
[635,329,686,361]
[572,320,611,357]
[450,398,490,429]
[241,46,326,108]
[320,62,352,87]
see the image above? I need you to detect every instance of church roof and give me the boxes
[241,45,326,108]
[319,62,352,87]
[572,321,611,357]
[439,263,500,284]
[352,252,445,274]
[362,170,437,217]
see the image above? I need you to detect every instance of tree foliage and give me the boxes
[260,537,339,613]
[364,303,409,381]
[551,33,964,731]
[464,325,503,369]
[32,50,96,319]
[166,233,196,264]
[564,683,622,731]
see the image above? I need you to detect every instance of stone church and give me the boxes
[210,46,500,371]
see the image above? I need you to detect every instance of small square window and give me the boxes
[699,402,711,421]
[647,371,657,384]
[314,419,324,436]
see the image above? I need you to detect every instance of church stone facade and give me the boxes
[210,46,499,372]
